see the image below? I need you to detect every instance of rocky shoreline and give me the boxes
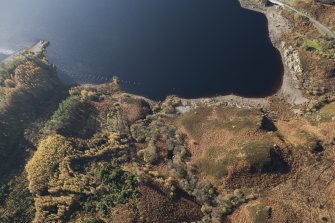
[239,0,309,106]
[161,0,310,111]
[29,40,49,57]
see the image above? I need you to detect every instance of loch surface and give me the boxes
[0,0,283,100]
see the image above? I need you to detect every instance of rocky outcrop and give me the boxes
[281,41,304,87]
[278,42,309,105]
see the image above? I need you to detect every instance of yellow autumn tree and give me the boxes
[26,134,76,195]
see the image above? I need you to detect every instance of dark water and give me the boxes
[0,0,283,100]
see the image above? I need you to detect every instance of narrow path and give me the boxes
[269,0,335,38]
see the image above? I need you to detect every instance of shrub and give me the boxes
[130,119,149,143]
[81,90,98,101]
[192,182,216,204]
[43,95,80,134]
[0,184,10,204]
[0,53,31,86]
[96,166,140,216]
[137,141,158,164]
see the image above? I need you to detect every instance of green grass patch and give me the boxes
[304,39,323,52]
[197,145,238,179]
[177,107,212,139]
[197,147,235,179]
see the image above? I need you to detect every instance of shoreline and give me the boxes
[167,0,309,112]
[238,0,309,106]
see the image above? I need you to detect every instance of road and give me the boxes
[269,0,335,38]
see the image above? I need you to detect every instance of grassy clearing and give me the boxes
[197,146,236,179]
[178,106,273,179]
[241,138,273,171]
[295,130,323,152]
[177,106,262,140]
[197,136,274,179]
[177,107,211,139]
